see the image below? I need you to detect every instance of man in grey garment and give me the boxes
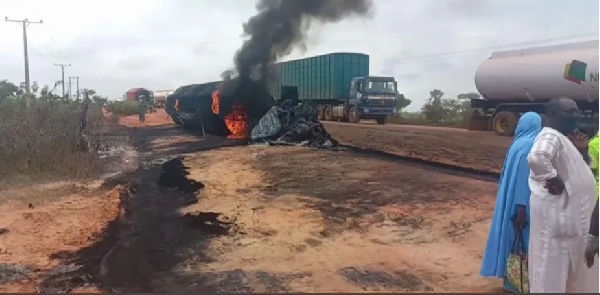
[138,98,146,123]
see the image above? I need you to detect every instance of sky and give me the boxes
[0,0,598,111]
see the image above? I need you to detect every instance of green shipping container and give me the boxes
[268,52,369,102]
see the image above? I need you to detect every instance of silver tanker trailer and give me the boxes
[470,40,599,136]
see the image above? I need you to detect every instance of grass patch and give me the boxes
[0,99,105,187]
[388,112,471,128]
[105,100,140,116]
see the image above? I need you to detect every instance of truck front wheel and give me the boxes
[323,105,333,121]
[348,106,360,123]
[492,111,518,137]
[376,118,386,125]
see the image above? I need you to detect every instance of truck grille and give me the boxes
[368,99,395,107]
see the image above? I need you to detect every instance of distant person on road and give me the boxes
[526,97,598,293]
[138,98,146,124]
[480,112,541,292]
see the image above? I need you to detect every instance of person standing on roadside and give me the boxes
[526,97,598,293]
[480,112,542,292]
[138,97,146,124]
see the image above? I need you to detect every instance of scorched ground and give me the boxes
[0,111,509,292]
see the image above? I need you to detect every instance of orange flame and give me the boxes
[211,90,220,115]
[211,90,249,139]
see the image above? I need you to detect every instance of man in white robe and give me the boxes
[527,97,599,293]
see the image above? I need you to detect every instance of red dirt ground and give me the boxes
[323,121,512,173]
[117,108,173,127]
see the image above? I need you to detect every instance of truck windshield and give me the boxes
[366,81,396,93]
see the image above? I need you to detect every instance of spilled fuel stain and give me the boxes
[157,157,205,194]
[156,157,232,236]
[39,154,235,292]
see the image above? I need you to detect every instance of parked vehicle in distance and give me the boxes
[153,90,174,108]
[268,52,399,124]
[471,40,599,136]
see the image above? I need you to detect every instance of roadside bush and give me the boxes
[0,99,104,184]
[105,100,140,116]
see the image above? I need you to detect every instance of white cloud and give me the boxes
[1,0,598,110]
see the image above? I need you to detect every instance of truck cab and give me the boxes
[348,76,398,124]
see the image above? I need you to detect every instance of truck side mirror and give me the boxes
[356,82,362,92]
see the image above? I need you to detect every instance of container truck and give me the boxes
[125,87,154,103]
[470,40,599,136]
[269,52,399,124]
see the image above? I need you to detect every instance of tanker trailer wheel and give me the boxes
[317,105,325,120]
[348,106,361,123]
[492,111,518,137]
[376,118,386,125]
[323,105,334,121]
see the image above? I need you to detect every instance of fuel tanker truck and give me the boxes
[470,40,599,136]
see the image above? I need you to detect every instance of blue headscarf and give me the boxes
[481,112,542,278]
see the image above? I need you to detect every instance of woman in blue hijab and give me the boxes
[480,112,542,292]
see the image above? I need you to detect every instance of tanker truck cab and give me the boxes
[345,76,398,124]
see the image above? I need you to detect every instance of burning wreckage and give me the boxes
[166,0,376,148]
[165,78,338,148]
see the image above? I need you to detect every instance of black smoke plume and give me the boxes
[231,0,373,83]
[217,0,373,124]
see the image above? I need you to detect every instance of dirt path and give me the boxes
[118,108,174,127]
[323,122,511,173]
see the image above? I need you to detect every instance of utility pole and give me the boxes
[54,63,71,99]
[72,76,80,101]
[5,17,43,95]
[68,77,72,100]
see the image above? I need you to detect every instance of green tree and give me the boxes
[40,85,50,97]
[31,81,40,95]
[0,80,21,100]
[81,88,96,98]
[38,84,62,101]
[91,95,108,106]
[396,93,412,110]
[421,89,446,123]
[457,92,481,101]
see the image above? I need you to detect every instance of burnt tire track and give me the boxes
[37,126,242,293]
[338,144,500,183]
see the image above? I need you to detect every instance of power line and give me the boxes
[390,33,599,64]
[5,17,43,95]
[54,63,71,99]
[28,41,59,64]
[25,0,66,60]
